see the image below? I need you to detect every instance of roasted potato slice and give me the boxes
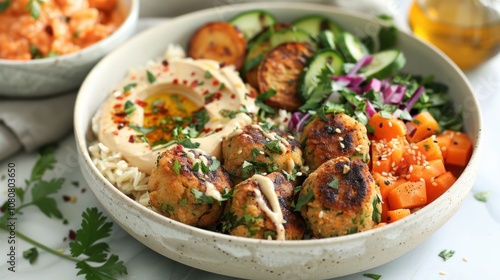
[187,21,247,70]
[257,42,314,111]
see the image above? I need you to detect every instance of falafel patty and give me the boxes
[222,172,306,240]
[148,144,232,227]
[298,157,381,238]
[301,113,370,171]
[222,123,304,179]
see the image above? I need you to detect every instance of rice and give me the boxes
[88,142,150,206]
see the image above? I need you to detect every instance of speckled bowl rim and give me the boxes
[74,0,482,270]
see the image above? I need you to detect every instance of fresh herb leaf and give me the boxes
[23,247,38,265]
[255,89,277,115]
[177,138,200,149]
[191,189,215,204]
[172,159,181,175]
[265,140,281,153]
[293,188,314,211]
[70,208,128,278]
[128,124,155,135]
[363,273,382,280]
[474,191,490,202]
[26,0,43,20]
[29,44,43,59]
[123,83,137,92]
[209,158,220,172]
[438,249,455,261]
[204,71,213,79]
[124,100,136,115]
[200,161,210,174]
[328,179,339,189]
[146,70,156,83]
[192,109,210,133]
[31,178,64,219]
[0,0,12,12]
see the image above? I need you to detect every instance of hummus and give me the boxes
[93,57,257,174]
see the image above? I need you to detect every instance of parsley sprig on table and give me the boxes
[0,146,127,280]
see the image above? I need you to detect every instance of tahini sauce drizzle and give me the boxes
[251,174,286,241]
[184,148,222,201]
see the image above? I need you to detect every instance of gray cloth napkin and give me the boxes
[0,93,76,160]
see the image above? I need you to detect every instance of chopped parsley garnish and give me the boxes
[124,100,136,115]
[328,179,339,189]
[255,89,277,116]
[177,138,200,149]
[128,124,155,135]
[172,159,181,175]
[123,83,137,93]
[23,247,38,265]
[438,249,455,261]
[26,0,44,20]
[204,71,213,79]
[209,158,221,172]
[292,188,314,211]
[474,191,490,202]
[29,44,43,59]
[265,140,281,153]
[363,273,382,280]
[146,70,156,83]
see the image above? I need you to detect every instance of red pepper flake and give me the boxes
[68,230,77,240]
[215,127,223,132]
[81,188,86,193]
[112,131,119,136]
[212,80,220,86]
[191,71,196,76]
[128,135,135,143]
[162,59,169,66]
[116,95,124,100]
[135,99,148,107]
[203,89,210,95]
[230,93,236,99]
[173,78,179,84]
[63,237,68,242]
[182,79,188,85]
[190,80,198,88]
[117,123,125,130]
[130,75,137,81]
[113,103,121,109]
[215,92,222,100]
[144,112,153,117]
[63,195,77,203]
[283,117,289,122]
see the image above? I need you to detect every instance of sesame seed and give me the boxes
[388,121,393,127]
[439,271,446,276]
[432,182,437,186]
[237,150,242,154]
[463,257,469,262]
[319,211,324,218]
[409,166,414,172]
[343,165,350,174]
[340,142,345,149]
[405,174,410,179]
[376,161,381,166]
[355,147,361,152]
[339,137,344,141]
[425,165,431,170]
[412,145,419,150]
[335,128,341,133]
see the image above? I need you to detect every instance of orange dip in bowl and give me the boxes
[0,0,125,60]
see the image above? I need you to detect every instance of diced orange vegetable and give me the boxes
[408,159,446,183]
[415,136,443,162]
[373,172,408,222]
[388,181,427,210]
[386,208,411,223]
[435,130,454,159]
[368,112,407,141]
[405,112,441,143]
[446,132,473,167]
[426,171,457,203]
[371,136,405,174]
[403,136,443,166]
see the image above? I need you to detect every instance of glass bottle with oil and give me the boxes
[409,0,500,70]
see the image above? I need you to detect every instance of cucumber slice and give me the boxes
[363,49,406,79]
[336,31,369,63]
[229,10,276,41]
[269,27,316,48]
[243,27,315,75]
[292,15,343,37]
[317,30,336,50]
[298,49,345,101]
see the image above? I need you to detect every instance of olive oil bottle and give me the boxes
[409,0,500,70]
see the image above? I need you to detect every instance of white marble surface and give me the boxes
[1,2,500,279]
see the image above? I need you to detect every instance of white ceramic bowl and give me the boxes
[0,0,139,98]
[74,3,482,279]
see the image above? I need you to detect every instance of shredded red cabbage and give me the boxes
[347,55,373,77]
[402,85,425,112]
